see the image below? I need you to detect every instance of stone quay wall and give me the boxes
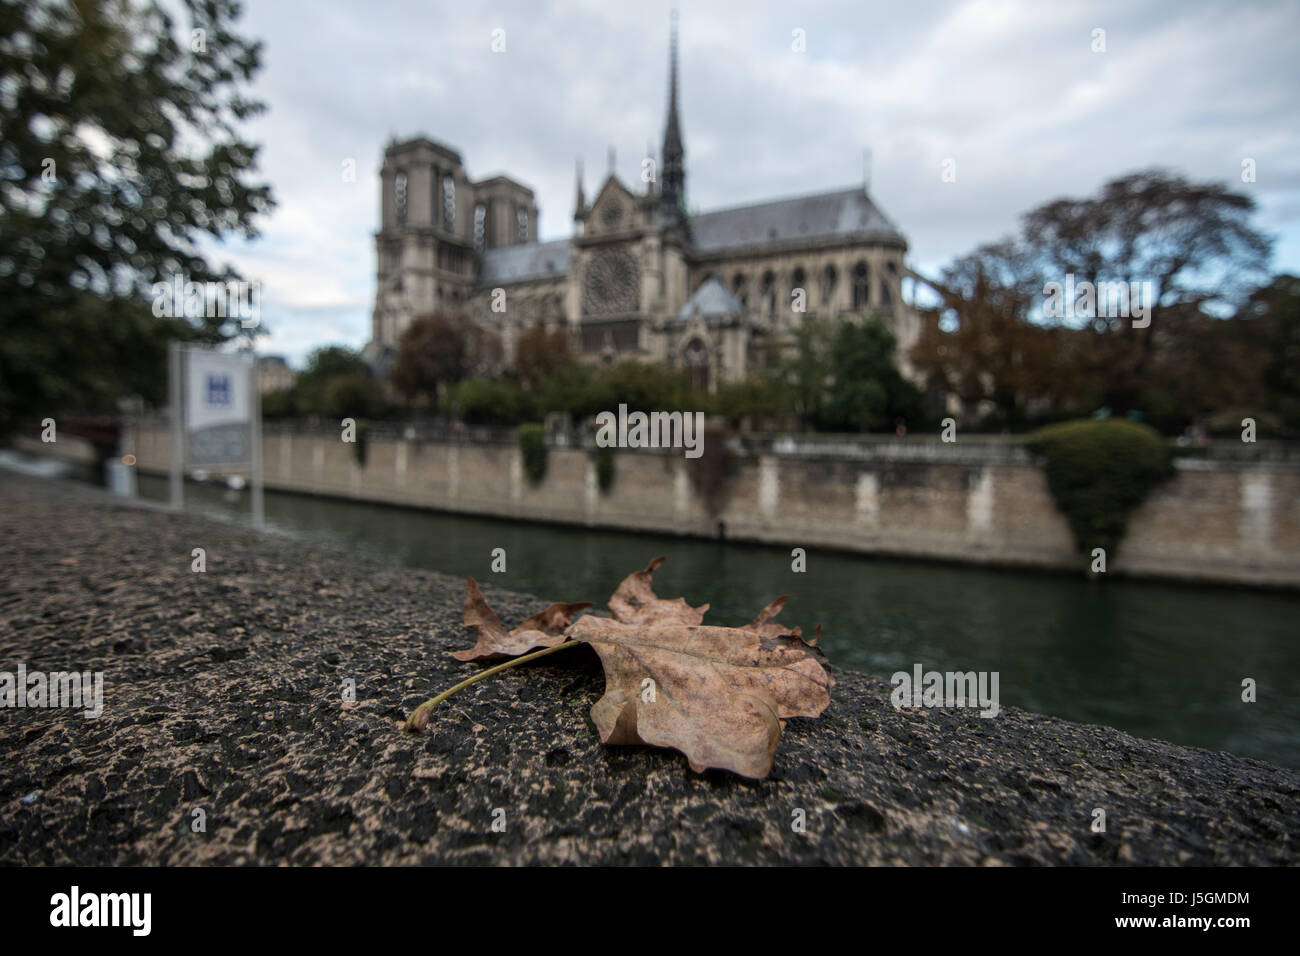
[27,420,1300,588]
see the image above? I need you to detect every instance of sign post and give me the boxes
[249,351,264,529]
[168,341,184,510]
[168,345,263,527]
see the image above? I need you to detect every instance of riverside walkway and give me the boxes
[0,470,1294,865]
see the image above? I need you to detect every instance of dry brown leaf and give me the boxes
[608,556,708,626]
[570,614,832,779]
[427,559,831,779]
[450,578,591,661]
[742,597,821,644]
[742,595,801,639]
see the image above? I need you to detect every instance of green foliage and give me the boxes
[518,423,547,484]
[0,294,202,433]
[301,346,369,382]
[351,419,368,467]
[594,447,615,493]
[1253,274,1300,431]
[295,347,366,411]
[686,424,734,516]
[583,362,695,417]
[323,373,385,420]
[537,363,597,424]
[259,388,296,418]
[514,323,571,392]
[819,319,922,431]
[711,377,789,427]
[775,316,920,431]
[778,317,836,425]
[1025,420,1175,564]
[283,347,390,419]
[0,0,273,436]
[535,361,696,425]
[453,378,537,425]
[391,313,502,409]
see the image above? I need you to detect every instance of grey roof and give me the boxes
[690,186,903,253]
[479,239,570,283]
[675,276,743,320]
[474,187,900,283]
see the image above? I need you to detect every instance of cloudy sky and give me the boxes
[205,0,1300,366]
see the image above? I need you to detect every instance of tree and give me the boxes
[1023,169,1271,414]
[514,322,571,392]
[294,346,367,412]
[819,318,922,432]
[453,378,536,425]
[912,170,1273,430]
[580,361,694,417]
[0,0,274,436]
[776,316,919,432]
[390,313,502,409]
[712,377,789,428]
[776,316,837,427]
[1246,274,1300,431]
[910,241,1074,428]
[322,372,386,420]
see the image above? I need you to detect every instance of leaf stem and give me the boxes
[404,641,583,733]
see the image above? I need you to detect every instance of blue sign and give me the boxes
[207,374,231,406]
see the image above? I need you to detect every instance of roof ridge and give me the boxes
[480,237,570,256]
[692,184,869,219]
[676,274,743,319]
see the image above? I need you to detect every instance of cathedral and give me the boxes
[367,20,920,393]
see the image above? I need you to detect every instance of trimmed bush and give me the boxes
[518,423,547,484]
[1025,419,1175,565]
[686,424,735,516]
[454,378,536,425]
[594,446,615,493]
[351,418,368,467]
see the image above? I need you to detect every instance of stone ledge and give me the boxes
[0,470,1294,865]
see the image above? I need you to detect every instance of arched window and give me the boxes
[852,261,870,310]
[732,273,748,308]
[761,270,776,315]
[442,175,455,231]
[473,203,486,252]
[683,338,710,392]
[394,170,408,224]
[517,208,529,243]
[791,266,806,308]
[881,260,897,307]
[822,265,837,305]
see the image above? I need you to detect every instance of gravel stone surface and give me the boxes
[0,471,1295,865]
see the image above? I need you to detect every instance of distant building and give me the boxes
[257,355,294,394]
[367,18,919,391]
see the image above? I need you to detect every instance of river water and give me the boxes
[138,474,1300,769]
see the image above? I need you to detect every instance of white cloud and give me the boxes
[206,0,1299,354]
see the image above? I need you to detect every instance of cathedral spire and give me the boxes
[574,156,585,219]
[660,10,688,234]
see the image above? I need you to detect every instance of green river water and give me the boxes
[138,473,1300,769]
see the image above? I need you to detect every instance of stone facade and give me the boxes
[256,355,294,394]
[366,21,920,390]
